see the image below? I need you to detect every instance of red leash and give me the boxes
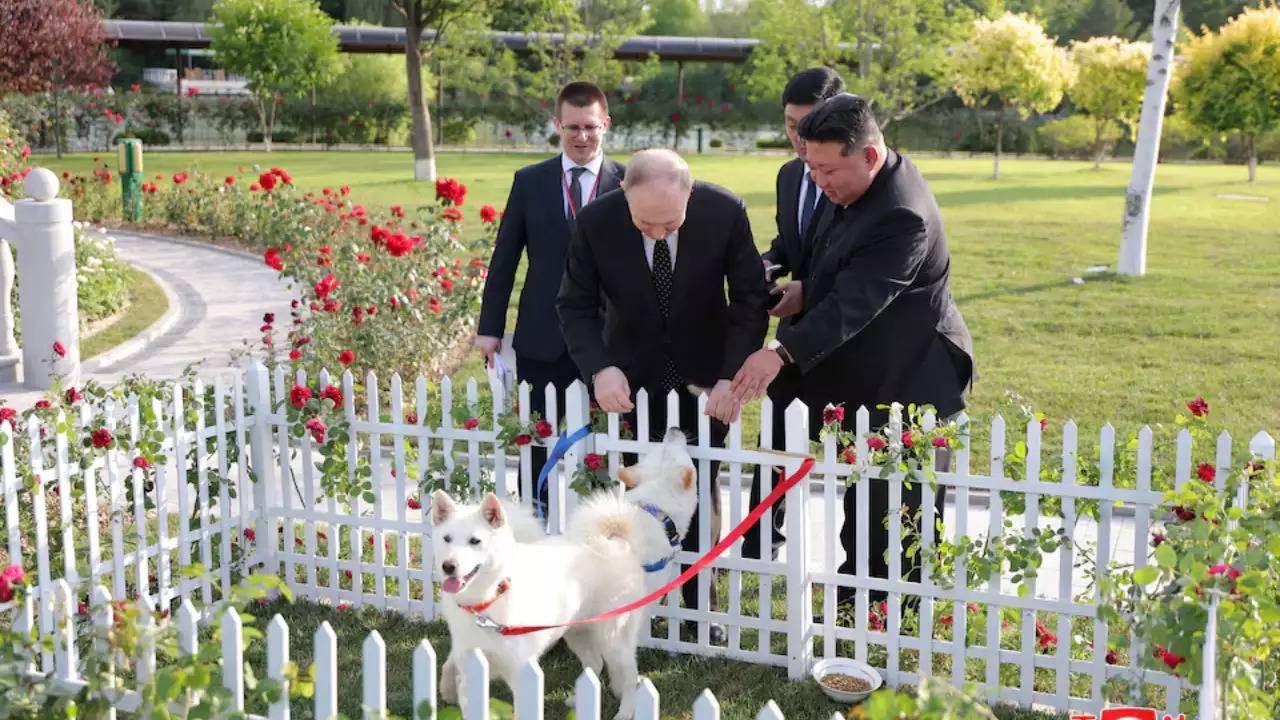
[489,457,816,636]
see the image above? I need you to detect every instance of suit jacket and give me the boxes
[761,157,813,281]
[778,149,975,426]
[557,182,770,392]
[477,154,625,362]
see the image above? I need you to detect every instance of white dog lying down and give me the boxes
[430,428,698,720]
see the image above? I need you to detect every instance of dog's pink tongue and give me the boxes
[442,576,462,593]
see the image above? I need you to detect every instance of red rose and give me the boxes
[1197,462,1215,483]
[0,564,25,603]
[515,433,533,446]
[225,176,235,185]
[442,207,463,222]
[406,413,418,424]
[463,418,479,430]
[263,312,275,324]
[1172,505,1196,522]
[290,385,312,409]
[1208,563,1241,580]
[535,419,553,438]
[841,447,856,464]
[867,436,887,450]
[132,456,152,470]
[1187,396,1209,417]
[1156,646,1185,670]
[434,177,466,205]
[243,528,256,541]
[289,349,303,361]
[314,274,340,299]
[35,400,50,409]
[91,428,114,449]
[172,172,188,185]
[391,205,404,218]
[338,350,356,367]
[65,387,82,404]
[584,453,603,471]
[1105,650,1118,665]
[305,418,327,443]
[939,614,953,625]
[258,172,277,191]
[264,248,284,271]
[932,436,948,448]
[250,182,261,192]
[822,404,844,425]
[1039,418,1048,431]
[901,431,915,448]
[0,407,15,424]
[480,205,497,223]
[385,233,414,257]
[320,385,343,409]
[670,112,682,123]
[1151,532,1165,547]
[340,185,350,196]
[441,278,454,292]
[52,341,66,358]
[407,496,422,510]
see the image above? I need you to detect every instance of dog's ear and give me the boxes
[430,490,456,526]
[681,467,695,491]
[618,465,639,489]
[480,493,506,529]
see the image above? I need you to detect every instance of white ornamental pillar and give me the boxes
[14,168,79,389]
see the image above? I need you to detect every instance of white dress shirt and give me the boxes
[561,152,605,215]
[796,162,821,231]
[642,230,679,271]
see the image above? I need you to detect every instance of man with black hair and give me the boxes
[732,93,975,606]
[477,82,625,514]
[742,66,845,562]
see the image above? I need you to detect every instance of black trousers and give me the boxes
[623,386,726,612]
[517,351,581,512]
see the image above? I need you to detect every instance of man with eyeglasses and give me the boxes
[477,82,625,515]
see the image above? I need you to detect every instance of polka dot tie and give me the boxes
[651,237,682,391]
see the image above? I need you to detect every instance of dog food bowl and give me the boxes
[811,657,882,704]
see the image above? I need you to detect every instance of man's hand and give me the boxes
[592,366,634,413]
[768,281,803,318]
[731,348,784,404]
[474,335,501,367]
[705,379,742,424]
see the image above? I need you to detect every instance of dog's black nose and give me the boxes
[442,560,457,576]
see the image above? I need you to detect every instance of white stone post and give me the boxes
[13,169,80,389]
[0,233,18,383]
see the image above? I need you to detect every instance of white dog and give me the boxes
[430,428,699,720]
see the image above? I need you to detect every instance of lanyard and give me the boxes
[563,167,603,218]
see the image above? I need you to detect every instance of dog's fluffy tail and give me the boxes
[566,492,642,561]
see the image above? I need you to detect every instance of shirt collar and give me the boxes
[562,152,604,176]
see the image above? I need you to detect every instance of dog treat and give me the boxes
[821,673,872,693]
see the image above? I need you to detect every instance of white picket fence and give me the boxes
[2,359,1274,719]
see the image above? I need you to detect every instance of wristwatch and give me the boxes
[766,339,793,365]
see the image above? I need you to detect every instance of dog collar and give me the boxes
[458,578,511,615]
[641,503,683,573]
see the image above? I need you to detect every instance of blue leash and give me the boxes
[534,423,593,520]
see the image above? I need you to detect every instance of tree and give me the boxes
[644,0,707,36]
[740,0,849,105]
[1069,36,1151,168]
[210,0,342,152]
[951,12,1073,179]
[1175,3,1280,183]
[390,0,498,181]
[1118,0,1180,277]
[0,0,115,157]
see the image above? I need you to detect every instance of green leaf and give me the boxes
[1154,544,1176,568]
[1133,566,1159,585]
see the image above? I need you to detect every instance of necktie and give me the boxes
[567,166,587,216]
[799,174,818,239]
[651,237,681,392]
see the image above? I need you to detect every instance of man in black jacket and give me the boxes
[476,82,625,508]
[732,94,975,605]
[558,149,769,638]
[743,66,845,562]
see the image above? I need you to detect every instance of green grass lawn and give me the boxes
[80,267,169,360]
[39,150,1280,439]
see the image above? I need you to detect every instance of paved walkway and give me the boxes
[0,230,294,408]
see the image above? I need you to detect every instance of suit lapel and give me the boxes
[597,158,624,197]
[544,156,571,237]
[782,159,802,245]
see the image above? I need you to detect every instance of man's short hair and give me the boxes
[797,93,883,156]
[557,81,609,116]
[621,149,692,193]
[782,67,845,107]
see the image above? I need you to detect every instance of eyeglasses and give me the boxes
[561,124,605,137]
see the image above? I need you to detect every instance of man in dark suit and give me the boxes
[558,149,769,641]
[742,67,845,562]
[476,82,625,509]
[732,94,975,606]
